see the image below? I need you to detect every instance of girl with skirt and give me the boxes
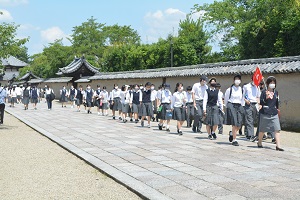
[68,85,76,108]
[120,85,131,123]
[31,86,39,110]
[111,84,122,120]
[94,85,102,115]
[9,86,17,107]
[257,76,283,151]
[60,86,68,108]
[100,86,109,116]
[171,83,187,135]
[75,85,84,112]
[139,82,153,128]
[157,83,172,132]
[224,74,245,146]
[23,86,30,110]
[203,78,224,140]
[84,84,94,114]
[130,84,141,123]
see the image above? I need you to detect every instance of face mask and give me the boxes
[165,88,170,91]
[210,83,216,87]
[140,86,144,90]
[115,87,118,89]
[269,84,276,89]
[135,87,139,90]
[234,80,241,85]
[151,87,154,90]
[87,87,91,90]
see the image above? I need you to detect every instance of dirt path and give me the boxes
[0,113,141,200]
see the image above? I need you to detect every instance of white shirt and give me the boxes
[45,88,53,95]
[151,90,157,101]
[186,91,193,103]
[217,91,224,107]
[171,91,187,108]
[15,87,22,96]
[243,83,260,103]
[224,86,245,106]
[120,91,131,104]
[203,88,223,111]
[10,89,17,97]
[192,83,208,100]
[158,90,172,103]
[100,90,109,103]
[111,89,121,98]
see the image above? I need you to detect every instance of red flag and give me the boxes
[253,66,263,87]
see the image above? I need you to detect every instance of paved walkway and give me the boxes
[5,102,300,200]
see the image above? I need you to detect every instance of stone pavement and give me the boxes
[5,102,300,200]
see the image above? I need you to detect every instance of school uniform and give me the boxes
[157,89,172,120]
[243,83,260,137]
[151,89,158,114]
[23,89,30,105]
[10,90,17,104]
[85,89,94,107]
[94,89,102,108]
[224,85,245,127]
[192,83,208,130]
[100,90,109,110]
[139,89,153,117]
[60,89,68,102]
[217,90,224,134]
[171,91,187,121]
[186,91,194,127]
[203,88,223,126]
[112,89,122,111]
[75,89,84,106]
[259,89,280,132]
[45,88,54,109]
[130,90,141,114]
[31,88,39,104]
[120,90,131,114]
[69,88,77,101]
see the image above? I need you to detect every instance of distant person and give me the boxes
[23,86,31,110]
[75,85,84,112]
[215,83,224,134]
[100,86,109,116]
[84,84,94,114]
[45,85,54,110]
[68,85,77,108]
[111,84,122,120]
[185,86,194,128]
[0,85,7,125]
[31,86,39,110]
[157,83,172,132]
[9,86,17,107]
[60,86,68,108]
[139,82,153,128]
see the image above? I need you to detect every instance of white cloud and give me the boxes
[19,24,40,31]
[0,0,28,6]
[40,26,67,43]
[0,9,13,21]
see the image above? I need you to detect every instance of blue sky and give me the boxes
[0,0,216,56]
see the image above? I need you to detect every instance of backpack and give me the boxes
[229,84,243,99]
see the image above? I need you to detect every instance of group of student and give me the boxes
[1,73,283,151]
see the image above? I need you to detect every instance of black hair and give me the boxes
[234,74,242,80]
[79,85,82,88]
[174,82,183,92]
[145,82,151,87]
[209,77,217,83]
[266,76,276,88]
[121,85,126,91]
[158,85,162,90]
[97,85,101,88]
[216,83,221,88]
[151,83,155,86]
[103,86,106,90]
[133,84,139,88]
[186,86,192,91]
[200,75,207,82]
[114,84,118,87]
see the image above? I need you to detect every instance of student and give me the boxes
[155,85,162,122]
[94,85,102,115]
[38,87,43,103]
[68,85,77,108]
[157,83,172,131]
[111,84,122,120]
[224,74,245,146]
[139,82,153,128]
[84,84,94,114]
[9,86,17,107]
[120,85,131,123]
[31,86,39,110]
[23,86,31,110]
[15,85,22,104]
[100,86,109,116]
[257,76,283,151]
[151,84,158,122]
[60,86,68,108]
[203,78,223,140]
[75,85,84,112]
[215,83,224,134]
[45,86,54,110]
[185,86,194,128]
[0,85,7,125]
[171,83,187,135]
[131,84,141,123]
[243,76,260,140]
[192,75,208,133]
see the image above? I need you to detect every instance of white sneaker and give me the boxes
[147,124,151,128]
[98,112,100,115]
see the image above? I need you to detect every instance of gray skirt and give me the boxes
[132,103,140,113]
[121,103,130,114]
[158,103,171,120]
[101,102,108,110]
[259,114,281,132]
[23,97,30,105]
[31,98,38,104]
[113,97,122,111]
[225,102,244,127]
[205,105,220,126]
[173,106,186,121]
[141,102,153,117]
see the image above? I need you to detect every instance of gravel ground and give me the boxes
[0,113,141,200]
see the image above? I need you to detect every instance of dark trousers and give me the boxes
[47,99,52,109]
[244,103,258,137]
[218,109,224,133]
[186,103,194,126]
[193,100,203,129]
[0,103,5,123]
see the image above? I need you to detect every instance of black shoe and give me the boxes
[272,138,276,144]
[257,142,263,148]
[166,128,170,132]
[135,119,138,124]
[229,131,233,142]
[197,128,202,133]
[276,146,284,151]
[178,131,183,136]
[119,117,122,120]
[262,134,267,140]
[192,126,196,133]
[208,135,213,140]
[251,136,258,142]
[113,116,115,120]
[212,133,217,140]
[232,141,239,146]
[246,136,251,140]
[123,119,127,123]
[239,129,243,135]
[158,124,163,130]
[152,117,155,122]
[130,118,133,122]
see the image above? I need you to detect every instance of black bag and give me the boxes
[50,92,55,101]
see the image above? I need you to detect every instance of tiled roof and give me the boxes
[56,57,99,75]
[89,55,300,80]
[28,78,45,84]
[1,55,28,67]
[44,77,73,83]
[74,76,91,83]
[19,71,40,81]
